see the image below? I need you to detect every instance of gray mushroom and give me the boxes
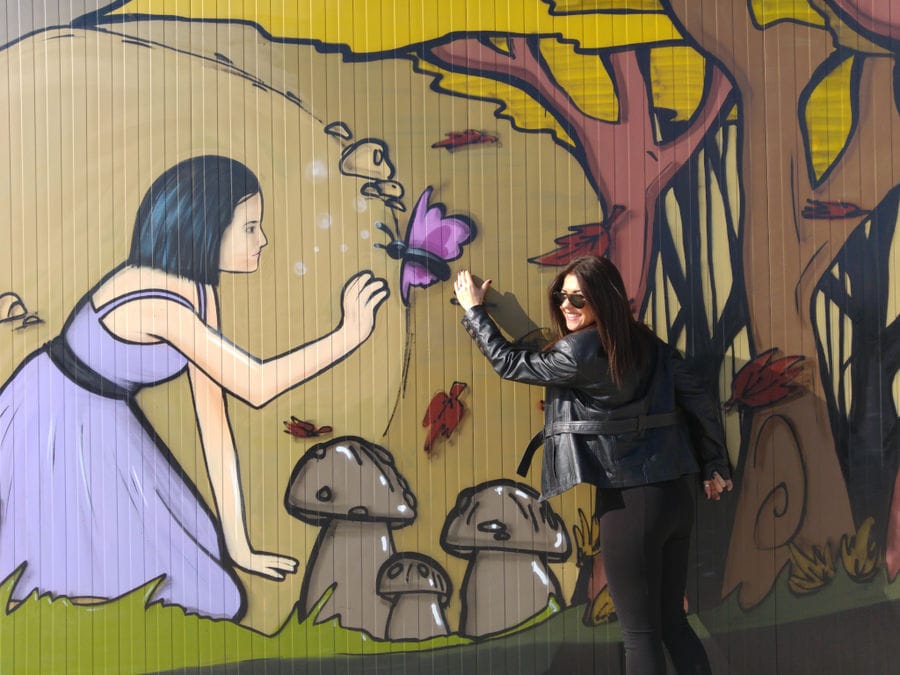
[440,479,571,638]
[377,552,452,641]
[285,436,416,638]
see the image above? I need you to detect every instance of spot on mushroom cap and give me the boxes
[376,552,452,605]
[440,479,571,561]
[284,436,417,527]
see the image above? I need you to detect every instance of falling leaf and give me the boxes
[528,205,622,266]
[724,349,805,410]
[431,129,499,150]
[422,382,467,454]
[283,416,333,439]
[801,199,869,220]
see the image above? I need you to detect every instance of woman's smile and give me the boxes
[559,274,597,331]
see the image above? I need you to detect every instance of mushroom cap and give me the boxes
[440,479,571,561]
[376,552,452,606]
[284,436,417,527]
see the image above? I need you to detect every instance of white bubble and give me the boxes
[293,261,307,276]
[317,213,332,230]
[339,244,349,253]
[305,160,328,182]
[313,246,320,254]
[354,197,369,213]
[360,230,370,240]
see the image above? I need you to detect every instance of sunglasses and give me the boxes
[552,291,587,309]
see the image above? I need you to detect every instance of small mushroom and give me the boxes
[285,436,416,638]
[441,479,571,638]
[377,552,452,641]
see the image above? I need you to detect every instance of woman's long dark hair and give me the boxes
[547,255,652,386]
[127,156,261,285]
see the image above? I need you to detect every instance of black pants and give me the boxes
[596,476,711,675]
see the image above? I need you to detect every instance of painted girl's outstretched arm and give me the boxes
[189,360,298,578]
[142,271,389,407]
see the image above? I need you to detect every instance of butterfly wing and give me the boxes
[399,187,475,303]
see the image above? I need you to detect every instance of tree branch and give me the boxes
[656,64,734,181]
[426,36,605,148]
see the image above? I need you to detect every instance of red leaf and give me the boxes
[725,349,805,410]
[431,129,499,150]
[283,416,333,438]
[528,205,623,267]
[422,383,468,454]
[801,199,869,220]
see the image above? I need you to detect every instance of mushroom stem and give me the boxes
[300,520,395,638]
[459,550,561,638]
[386,594,451,640]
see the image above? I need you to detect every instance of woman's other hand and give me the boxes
[339,271,389,347]
[703,472,734,501]
[232,549,299,580]
[454,270,491,311]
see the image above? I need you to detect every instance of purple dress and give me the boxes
[0,284,243,619]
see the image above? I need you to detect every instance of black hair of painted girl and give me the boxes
[127,155,262,285]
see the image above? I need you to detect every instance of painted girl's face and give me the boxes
[219,193,266,273]
[558,273,597,332]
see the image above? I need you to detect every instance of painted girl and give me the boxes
[0,155,389,619]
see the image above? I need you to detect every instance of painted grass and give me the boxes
[0,569,566,674]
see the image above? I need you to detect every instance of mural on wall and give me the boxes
[1,0,899,672]
[0,155,389,618]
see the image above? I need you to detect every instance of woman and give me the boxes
[454,256,731,675]
[0,156,389,619]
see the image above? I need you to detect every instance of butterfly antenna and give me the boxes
[374,220,396,239]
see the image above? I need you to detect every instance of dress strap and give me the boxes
[94,288,199,318]
[195,282,207,321]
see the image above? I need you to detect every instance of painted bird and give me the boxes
[422,382,467,454]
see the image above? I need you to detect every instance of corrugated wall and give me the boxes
[0,1,898,673]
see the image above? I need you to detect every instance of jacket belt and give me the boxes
[516,411,683,477]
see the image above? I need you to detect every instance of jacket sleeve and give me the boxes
[671,352,732,481]
[461,306,585,387]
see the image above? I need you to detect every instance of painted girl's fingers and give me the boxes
[270,555,299,573]
[367,288,389,311]
[360,278,389,305]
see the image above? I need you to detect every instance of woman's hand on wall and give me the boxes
[231,549,299,581]
[703,472,734,501]
[454,270,491,311]
[338,271,389,348]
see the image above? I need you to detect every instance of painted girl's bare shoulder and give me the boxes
[91,266,198,309]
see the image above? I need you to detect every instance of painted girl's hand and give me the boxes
[339,271,389,347]
[703,472,734,501]
[232,549,299,581]
[454,270,491,311]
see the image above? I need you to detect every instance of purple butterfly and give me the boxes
[375,186,476,305]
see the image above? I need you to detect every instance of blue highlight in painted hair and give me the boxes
[127,156,261,284]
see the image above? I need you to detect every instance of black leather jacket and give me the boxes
[461,306,731,499]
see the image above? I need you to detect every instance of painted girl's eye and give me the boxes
[245,225,256,234]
